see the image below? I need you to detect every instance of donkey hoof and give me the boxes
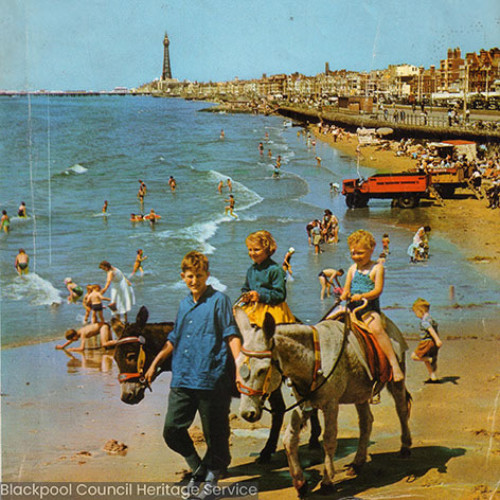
[344,462,363,477]
[318,483,335,495]
[296,480,309,499]
[400,447,411,458]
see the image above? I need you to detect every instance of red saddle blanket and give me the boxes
[351,321,392,383]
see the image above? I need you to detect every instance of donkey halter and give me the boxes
[236,346,278,399]
[115,336,147,384]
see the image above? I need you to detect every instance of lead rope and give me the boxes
[264,308,351,414]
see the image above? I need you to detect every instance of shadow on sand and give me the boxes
[227,440,466,498]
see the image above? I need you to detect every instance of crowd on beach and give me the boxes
[3,125,453,494]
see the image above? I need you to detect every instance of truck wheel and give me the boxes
[397,196,418,209]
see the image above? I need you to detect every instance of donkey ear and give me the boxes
[262,313,276,342]
[136,306,149,326]
[233,306,252,334]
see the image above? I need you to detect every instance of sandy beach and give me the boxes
[2,127,500,500]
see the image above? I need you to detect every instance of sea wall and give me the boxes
[278,105,500,144]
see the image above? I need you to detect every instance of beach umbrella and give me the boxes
[376,127,394,136]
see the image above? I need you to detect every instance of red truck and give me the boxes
[342,173,429,208]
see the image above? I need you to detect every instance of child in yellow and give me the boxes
[130,249,147,277]
[240,230,295,327]
[411,298,443,382]
[341,230,405,382]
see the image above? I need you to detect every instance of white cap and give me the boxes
[288,247,295,253]
[64,277,72,284]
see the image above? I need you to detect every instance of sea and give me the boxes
[1,95,499,348]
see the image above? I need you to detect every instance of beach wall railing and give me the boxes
[278,106,500,143]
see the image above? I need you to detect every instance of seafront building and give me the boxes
[146,42,500,110]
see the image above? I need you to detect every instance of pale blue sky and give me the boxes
[2,0,499,90]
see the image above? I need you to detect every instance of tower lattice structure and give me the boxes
[162,33,172,80]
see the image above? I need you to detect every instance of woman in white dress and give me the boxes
[99,261,135,322]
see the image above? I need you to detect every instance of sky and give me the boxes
[2,0,499,90]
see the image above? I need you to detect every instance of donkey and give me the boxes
[234,306,412,497]
[111,306,174,404]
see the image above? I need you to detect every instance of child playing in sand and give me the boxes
[340,229,405,382]
[130,249,147,277]
[55,322,116,352]
[224,195,238,218]
[382,234,390,254]
[411,298,443,383]
[15,249,29,275]
[240,230,295,326]
[64,277,83,303]
[87,284,110,323]
[318,268,344,300]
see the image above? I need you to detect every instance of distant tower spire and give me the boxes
[162,32,172,80]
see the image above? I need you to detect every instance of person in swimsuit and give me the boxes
[64,277,84,303]
[318,268,344,300]
[226,178,233,192]
[55,322,117,352]
[130,249,147,277]
[15,248,29,275]
[168,176,177,192]
[340,230,404,382]
[1,210,10,233]
[224,195,238,218]
[282,247,295,277]
[102,200,108,214]
[18,202,27,217]
[87,284,110,323]
[217,180,224,194]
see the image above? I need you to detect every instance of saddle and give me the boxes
[328,309,392,384]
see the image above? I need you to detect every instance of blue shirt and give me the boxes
[419,312,438,341]
[168,285,240,390]
[241,257,287,305]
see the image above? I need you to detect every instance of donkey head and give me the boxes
[112,306,153,405]
[234,308,283,422]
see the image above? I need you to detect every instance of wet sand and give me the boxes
[2,328,499,499]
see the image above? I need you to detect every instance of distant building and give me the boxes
[162,32,172,80]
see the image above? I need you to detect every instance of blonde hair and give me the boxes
[245,230,277,256]
[412,298,430,312]
[347,230,376,250]
[181,251,209,273]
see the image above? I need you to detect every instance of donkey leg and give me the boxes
[387,381,412,456]
[320,402,339,488]
[283,409,308,494]
[258,387,285,462]
[347,401,373,475]
[308,409,322,449]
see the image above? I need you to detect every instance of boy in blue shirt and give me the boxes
[145,251,241,489]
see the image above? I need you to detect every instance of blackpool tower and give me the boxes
[162,32,172,80]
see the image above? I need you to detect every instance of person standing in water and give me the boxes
[15,249,29,275]
[224,195,238,219]
[18,202,27,217]
[1,210,10,233]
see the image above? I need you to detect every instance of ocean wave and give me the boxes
[54,164,88,176]
[169,276,226,293]
[4,273,63,306]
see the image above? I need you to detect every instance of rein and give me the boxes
[115,336,151,390]
[237,308,352,415]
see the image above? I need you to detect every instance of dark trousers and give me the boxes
[163,385,231,471]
